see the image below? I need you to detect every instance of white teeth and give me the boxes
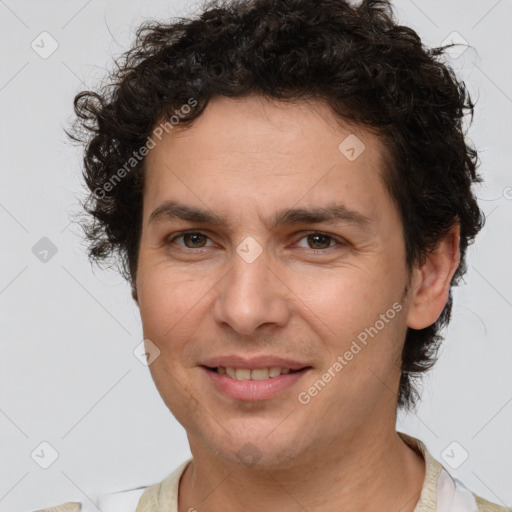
[251,368,269,380]
[235,368,251,380]
[219,367,294,380]
[269,367,282,377]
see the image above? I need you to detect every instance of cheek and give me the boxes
[137,264,206,334]
[293,267,388,326]
[295,263,406,364]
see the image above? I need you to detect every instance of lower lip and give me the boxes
[202,367,309,401]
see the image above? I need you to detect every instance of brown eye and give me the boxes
[306,233,333,250]
[296,232,339,251]
[169,232,212,249]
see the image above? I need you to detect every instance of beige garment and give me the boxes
[33,504,81,512]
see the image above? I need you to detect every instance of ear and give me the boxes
[406,223,461,330]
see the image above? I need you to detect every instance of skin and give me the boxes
[133,95,460,511]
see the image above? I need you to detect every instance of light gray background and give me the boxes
[1,1,511,511]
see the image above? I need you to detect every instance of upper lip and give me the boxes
[201,355,310,371]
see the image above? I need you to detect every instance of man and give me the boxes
[48,0,506,510]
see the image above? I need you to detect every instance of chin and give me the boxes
[190,420,306,469]
[220,442,300,470]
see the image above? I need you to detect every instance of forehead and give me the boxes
[142,95,394,227]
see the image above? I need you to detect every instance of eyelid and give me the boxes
[167,229,346,251]
[295,230,344,250]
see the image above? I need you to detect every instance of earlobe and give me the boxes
[131,286,139,305]
[406,223,461,330]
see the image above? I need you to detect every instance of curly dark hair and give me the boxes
[69,0,484,411]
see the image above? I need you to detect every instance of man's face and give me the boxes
[135,95,413,467]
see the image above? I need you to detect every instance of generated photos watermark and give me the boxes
[93,98,198,200]
[298,301,403,404]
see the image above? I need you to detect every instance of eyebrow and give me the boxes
[148,200,371,230]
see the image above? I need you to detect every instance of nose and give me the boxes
[213,246,291,336]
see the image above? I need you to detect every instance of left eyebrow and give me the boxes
[272,203,372,228]
[148,200,372,229]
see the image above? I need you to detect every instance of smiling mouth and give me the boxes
[204,366,309,381]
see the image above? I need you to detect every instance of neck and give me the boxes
[178,428,425,512]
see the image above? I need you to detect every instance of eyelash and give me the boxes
[166,230,345,254]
